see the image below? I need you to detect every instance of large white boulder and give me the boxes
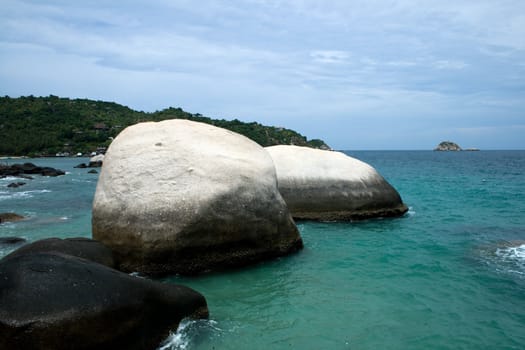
[92,120,302,275]
[266,145,408,221]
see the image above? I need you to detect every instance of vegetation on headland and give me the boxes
[0,95,330,156]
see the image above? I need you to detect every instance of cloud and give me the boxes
[310,50,350,64]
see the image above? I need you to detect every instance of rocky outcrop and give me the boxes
[92,119,302,275]
[0,163,65,177]
[266,145,408,221]
[434,141,462,151]
[0,251,208,350]
[2,237,115,268]
[0,213,25,223]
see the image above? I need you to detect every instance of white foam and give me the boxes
[0,176,21,182]
[0,189,51,201]
[158,319,193,350]
[157,319,220,350]
[496,244,525,261]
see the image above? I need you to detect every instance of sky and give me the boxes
[1,0,524,150]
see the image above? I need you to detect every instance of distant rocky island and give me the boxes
[434,141,479,152]
[0,95,330,157]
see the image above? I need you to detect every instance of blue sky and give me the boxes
[1,0,524,149]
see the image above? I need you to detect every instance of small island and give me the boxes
[434,141,480,151]
[434,141,462,151]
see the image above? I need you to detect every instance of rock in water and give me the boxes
[92,119,302,275]
[0,213,25,223]
[88,154,104,167]
[0,252,208,350]
[266,145,408,221]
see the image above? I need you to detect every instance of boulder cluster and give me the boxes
[92,119,408,276]
[1,119,409,349]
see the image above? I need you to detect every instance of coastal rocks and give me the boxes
[434,141,462,151]
[92,119,302,275]
[0,213,25,223]
[0,163,65,177]
[0,251,208,350]
[75,155,105,169]
[266,145,408,221]
[89,154,104,167]
[87,169,98,174]
[2,237,115,268]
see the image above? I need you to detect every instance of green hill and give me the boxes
[0,95,329,156]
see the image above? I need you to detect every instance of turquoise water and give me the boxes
[1,151,524,349]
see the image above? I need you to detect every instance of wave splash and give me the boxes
[495,244,525,275]
[0,189,52,201]
[157,319,220,350]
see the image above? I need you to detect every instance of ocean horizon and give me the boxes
[1,150,524,349]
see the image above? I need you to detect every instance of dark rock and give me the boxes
[40,167,65,177]
[0,213,25,223]
[3,237,115,268]
[0,252,208,350]
[88,161,103,168]
[0,163,65,177]
[0,237,26,245]
[7,182,26,188]
[74,163,88,168]
[87,169,98,174]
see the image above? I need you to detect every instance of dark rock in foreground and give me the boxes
[0,213,25,223]
[0,252,208,350]
[0,163,65,177]
[434,141,462,151]
[3,237,115,268]
[0,237,26,245]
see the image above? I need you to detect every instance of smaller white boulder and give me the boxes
[266,145,408,221]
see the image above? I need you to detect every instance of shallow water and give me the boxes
[1,151,524,349]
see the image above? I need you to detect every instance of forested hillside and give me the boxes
[0,95,329,156]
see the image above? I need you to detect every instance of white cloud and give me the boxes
[310,50,350,64]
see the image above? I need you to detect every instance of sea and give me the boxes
[1,151,524,350]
